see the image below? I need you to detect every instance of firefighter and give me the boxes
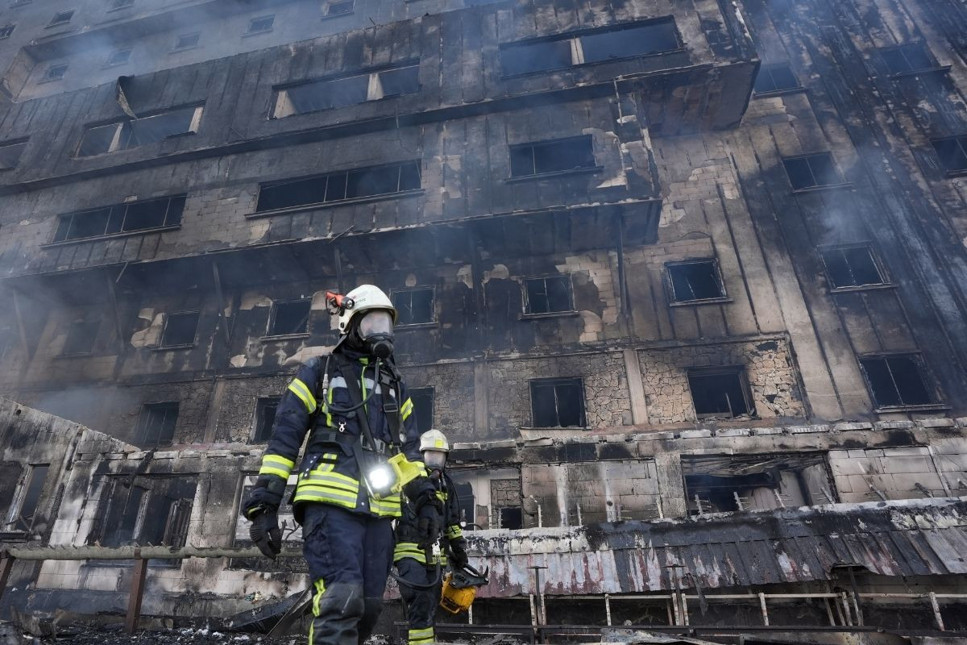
[241,284,442,645]
[394,429,468,645]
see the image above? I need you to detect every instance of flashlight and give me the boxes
[365,462,396,498]
[362,453,428,499]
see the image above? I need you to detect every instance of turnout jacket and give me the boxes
[394,471,466,565]
[253,349,421,520]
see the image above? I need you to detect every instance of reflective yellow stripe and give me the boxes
[288,378,317,413]
[293,488,359,509]
[394,542,428,563]
[446,525,463,539]
[370,495,403,517]
[259,454,295,478]
[400,397,413,420]
[409,627,433,645]
[309,579,326,645]
[303,471,360,490]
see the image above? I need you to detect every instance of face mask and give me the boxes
[357,310,394,359]
[423,450,447,471]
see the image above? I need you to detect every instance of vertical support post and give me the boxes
[211,261,231,347]
[929,592,945,631]
[670,592,681,626]
[0,555,15,605]
[840,592,853,626]
[847,567,864,626]
[604,593,612,627]
[758,592,769,626]
[125,555,148,634]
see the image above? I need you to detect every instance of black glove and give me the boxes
[449,543,468,570]
[249,509,282,559]
[416,504,443,549]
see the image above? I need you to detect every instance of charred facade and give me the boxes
[1,0,967,637]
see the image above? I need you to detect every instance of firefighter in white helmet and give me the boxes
[242,284,440,645]
[393,429,469,645]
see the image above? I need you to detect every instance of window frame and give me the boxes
[47,9,74,27]
[880,43,943,78]
[752,63,802,97]
[253,396,281,443]
[108,0,135,10]
[41,63,68,82]
[0,23,16,39]
[172,32,200,51]
[931,135,967,177]
[522,275,575,317]
[529,377,587,429]
[47,194,187,245]
[60,318,100,357]
[782,152,849,192]
[819,244,889,292]
[407,387,435,434]
[158,310,200,349]
[0,138,28,171]
[322,0,354,18]
[857,353,940,411]
[507,135,598,181]
[104,48,132,68]
[265,299,312,338]
[5,463,50,531]
[136,401,180,448]
[664,259,729,305]
[391,287,436,327]
[272,61,421,118]
[245,14,275,35]
[687,366,756,420]
[75,106,203,157]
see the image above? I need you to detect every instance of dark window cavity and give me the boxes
[253,396,281,443]
[500,18,678,76]
[48,10,74,26]
[392,288,434,325]
[666,260,726,302]
[160,311,199,347]
[111,0,135,8]
[510,136,595,178]
[269,300,311,336]
[754,64,799,94]
[137,402,179,447]
[43,64,68,81]
[274,63,420,118]
[247,15,274,34]
[524,276,572,314]
[324,0,354,16]
[11,464,49,530]
[783,153,843,190]
[95,475,195,548]
[77,106,203,156]
[821,246,885,289]
[452,481,474,527]
[530,377,586,428]
[256,161,421,212]
[408,388,434,434]
[499,507,523,530]
[0,24,16,39]
[688,368,754,418]
[105,48,131,67]
[62,319,99,355]
[174,32,200,50]
[0,139,27,170]
[859,355,934,408]
[932,136,967,175]
[52,195,186,243]
[881,43,934,75]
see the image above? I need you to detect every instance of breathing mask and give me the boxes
[357,310,395,359]
[423,449,447,472]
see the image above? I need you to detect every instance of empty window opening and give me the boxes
[324,0,354,16]
[94,475,195,549]
[491,478,523,529]
[62,319,99,356]
[524,276,572,314]
[499,507,523,530]
[0,24,16,39]
[754,64,798,94]
[510,136,595,177]
[247,15,274,34]
[688,368,754,419]
[7,464,49,531]
[530,377,586,428]
[105,48,131,67]
[274,64,420,118]
[392,288,434,325]
[683,454,834,516]
[859,354,934,408]
[881,43,934,75]
[77,106,203,157]
[43,64,68,81]
[452,481,475,528]
[821,245,884,289]
[256,161,421,212]
[0,139,27,170]
[111,0,135,8]
[269,300,311,336]
[48,10,74,26]
[783,153,843,190]
[253,396,280,443]
[666,260,725,302]
[160,311,199,347]
[52,195,186,242]
[137,402,179,447]
[174,32,200,50]
[500,18,678,76]
[408,387,434,434]
[932,136,967,175]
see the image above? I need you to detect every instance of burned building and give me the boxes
[1,0,967,638]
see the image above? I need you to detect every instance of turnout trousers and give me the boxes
[396,557,442,645]
[301,504,395,645]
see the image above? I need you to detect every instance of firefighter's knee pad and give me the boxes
[314,581,365,620]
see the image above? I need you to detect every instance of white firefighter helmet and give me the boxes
[419,429,450,453]
[337,284,397,334]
